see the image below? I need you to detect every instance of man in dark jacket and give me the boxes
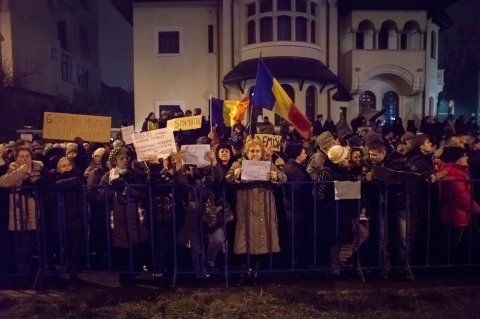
[403,134,435,265]
[366,140,412,280]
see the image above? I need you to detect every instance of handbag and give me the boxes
[203,197,234,231]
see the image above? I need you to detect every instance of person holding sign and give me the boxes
[226,138,286,283]
[316,145,366,276]
[98,146,148,286]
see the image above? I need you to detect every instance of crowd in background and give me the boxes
[1,109,480,286]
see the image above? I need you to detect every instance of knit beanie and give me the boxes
[65,143,78,155]
[109,146,132,167]
[439,147,465,163]
[315,131,335,151]
[285,143,304,160]
[93,147,106,157]
[328,145,350,164]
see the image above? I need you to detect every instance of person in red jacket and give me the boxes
[437,147,480,263]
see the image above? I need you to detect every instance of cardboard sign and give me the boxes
[132,128,176,161]
[255,134,282,151]
[42,112,111,142]
[166,115,202,131]
[20,133,33,142]
[334,181,361,200]
[181,144,210,167]
[120,125,135,145]
[241,160,271,181]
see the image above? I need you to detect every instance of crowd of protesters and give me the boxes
[1,109,480,286]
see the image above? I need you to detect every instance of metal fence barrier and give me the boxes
[0,179,479,289]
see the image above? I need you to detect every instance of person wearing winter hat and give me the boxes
[65,143,78,158]
[284,143,304,161]
[84,147,106,178]
[327,145,351,166]
[317,143,359,276]
[98,145,148,286]
[307,131,339,180]
[50,156,86,281]
[283,142,311,267]
[437,146,480,262]
[439,146,466,164]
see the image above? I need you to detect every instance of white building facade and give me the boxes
[0,0,101,101]
[132,0,453,130]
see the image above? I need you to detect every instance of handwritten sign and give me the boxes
[181,144,210,167]
[120,125,135,145]
[43,112,111,142]
[132,128,176,161]
[20,133,33,142]
[166,115,202,131]
[334,181,361,200]
[255,134,282,151]
[241,160,271,181]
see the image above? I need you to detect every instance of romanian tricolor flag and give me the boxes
[211,96,249,127]
[253,58,312,139]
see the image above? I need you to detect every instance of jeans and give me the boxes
[206,228,225,267]
[378,208,408,274]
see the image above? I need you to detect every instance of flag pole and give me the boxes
[250,53,263,138]
[208,94,213,133]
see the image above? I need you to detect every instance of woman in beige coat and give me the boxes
[0,146,47,273]
[226,139,286,279]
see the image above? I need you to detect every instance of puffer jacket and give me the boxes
[438,162,480,227]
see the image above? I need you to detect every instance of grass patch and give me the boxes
[0,283,479,319]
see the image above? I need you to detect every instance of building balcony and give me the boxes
[343,49,426,95]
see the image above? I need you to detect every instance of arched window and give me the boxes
[379,20,398,50]
[277,15,291,40]
[401,20,421,50]
[359,91,376,114]
[260,17,273,42]
[278,84,295,125]
[382,91,399,122]
[430,30,437,59]
[356,20,374,49]
[305,85,317,122]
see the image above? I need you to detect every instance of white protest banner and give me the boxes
[241,160,270,181]
[166,115,202,131]
[334,181,361,200]
[43,112,111,142]
[255,134,282,151]
[20,133,33,142]
[181,144,210,167]
[120,125,135,145]
[132,128,176,161]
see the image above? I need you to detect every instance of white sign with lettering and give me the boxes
[181,144,211,167]
[132,128,176,161]
[241,160,271,181]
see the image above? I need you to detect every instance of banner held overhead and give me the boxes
[43,112,111,142]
